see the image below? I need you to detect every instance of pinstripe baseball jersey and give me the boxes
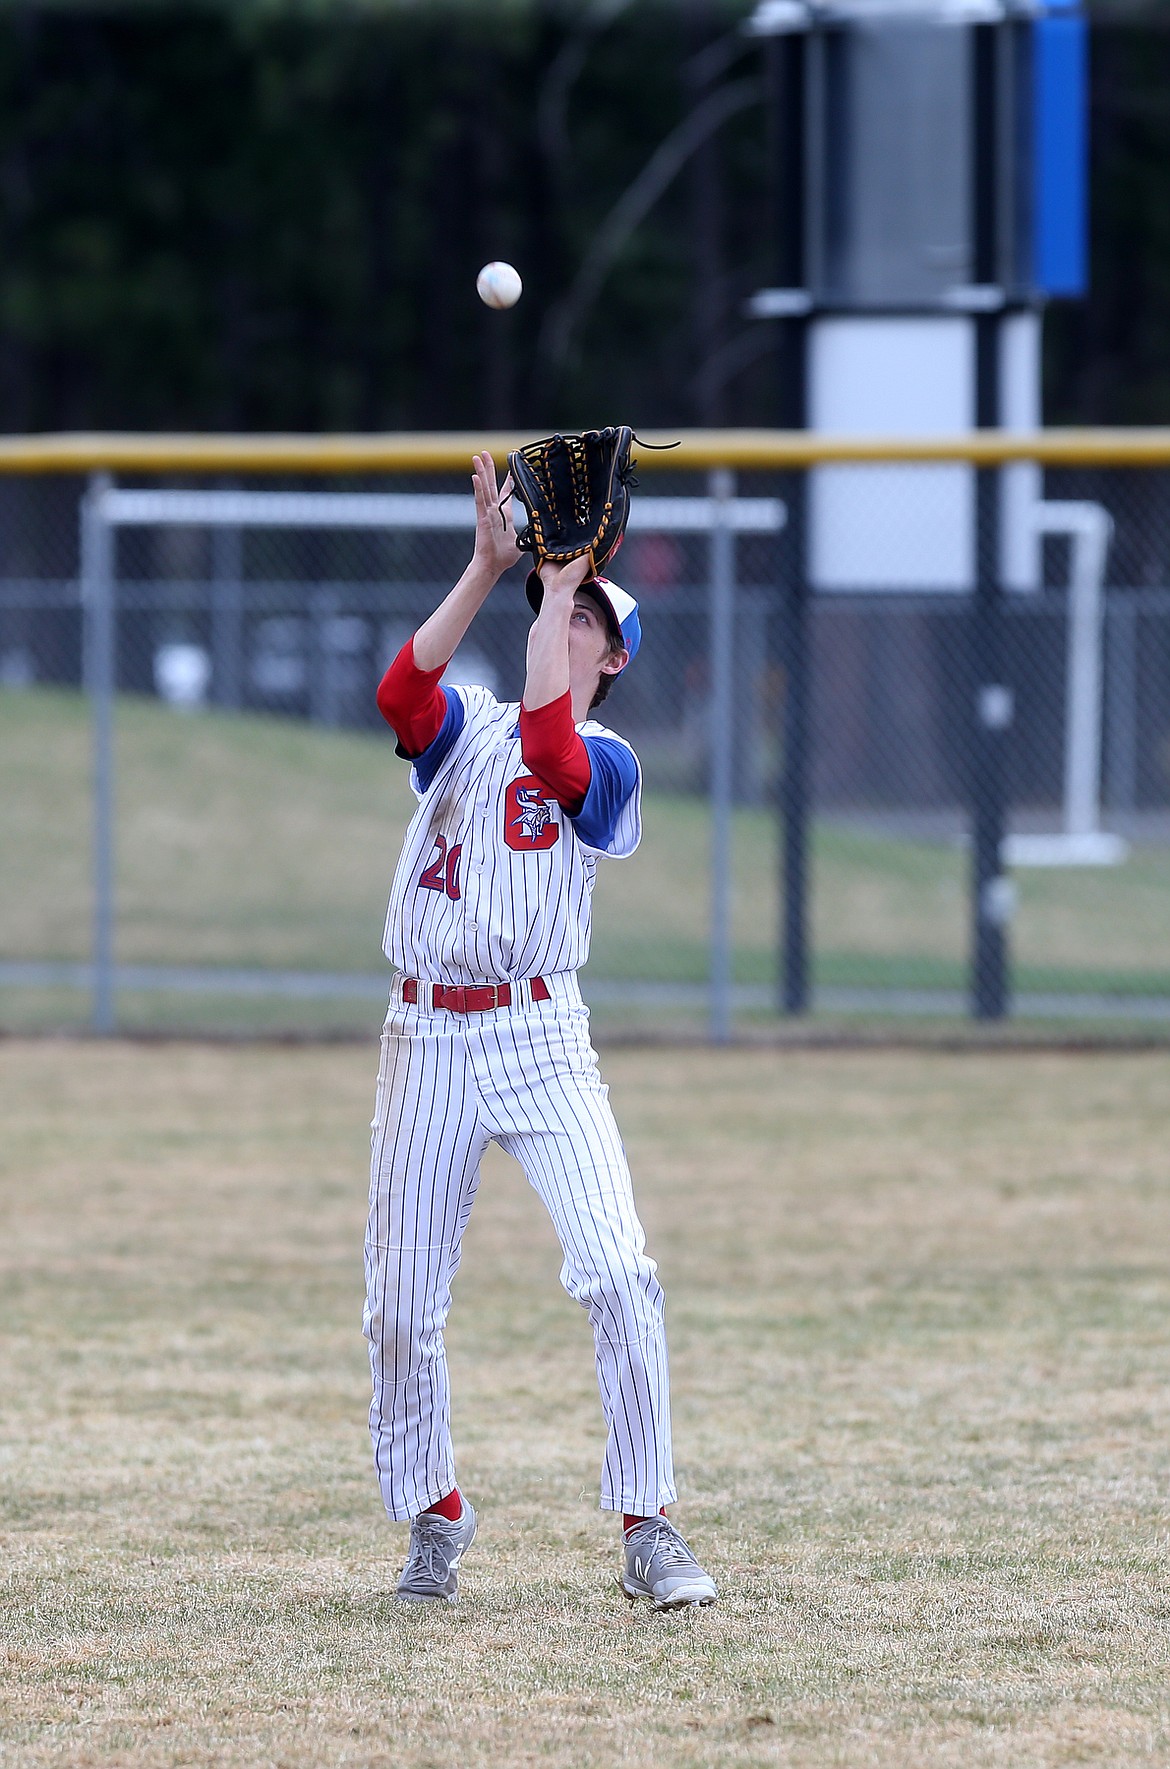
[382,684,641,984]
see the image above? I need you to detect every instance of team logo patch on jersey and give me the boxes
[504,775,560,851]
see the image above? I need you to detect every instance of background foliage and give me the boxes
[0,0,1165,433]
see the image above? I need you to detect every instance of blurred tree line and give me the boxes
[1046,11,1170,425]
[0,0,1165,434]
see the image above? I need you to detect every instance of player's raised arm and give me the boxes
[411,452,520,670]
[522,554,593,712]
[377,452,521,752]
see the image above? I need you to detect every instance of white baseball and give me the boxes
[476,261,522,310]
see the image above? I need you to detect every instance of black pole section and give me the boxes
[770,31,811,1016]
[970,428,1011,1020]
[780,461,810,1015]
[969,24,1012,1020]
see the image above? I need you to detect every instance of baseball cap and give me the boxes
[524,570,641,670]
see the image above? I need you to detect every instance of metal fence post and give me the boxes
[81,473,116,1034]
[1104,592,1138,814]
[1059,505,1112,840]
[970,461,1011,1020]
[780,468,810,1014]
[709,467,736,1043]
[210,497,244,708]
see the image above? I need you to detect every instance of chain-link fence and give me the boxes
[1,438,1168,1038]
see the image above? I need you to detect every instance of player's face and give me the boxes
[569,590,628,700]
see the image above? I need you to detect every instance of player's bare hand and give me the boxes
[471,452,522,578]
[537,554,593,601]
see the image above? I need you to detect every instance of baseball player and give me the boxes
[363,449,716,1611]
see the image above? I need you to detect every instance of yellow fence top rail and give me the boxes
[0,428,1169,473]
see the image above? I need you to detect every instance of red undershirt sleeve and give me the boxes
[375,638,449,756]
[519,690,591,812]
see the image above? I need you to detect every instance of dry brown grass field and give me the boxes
[2,1039,1169,1768]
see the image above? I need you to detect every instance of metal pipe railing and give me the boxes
[1,428,1170,474]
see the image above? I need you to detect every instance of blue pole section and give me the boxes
[1033,10,1088,299]
[709,468,736,1044]
[81,474,116,1034]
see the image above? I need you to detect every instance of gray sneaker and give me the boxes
[620,1517,717,1610]
[396,1499,477,1603]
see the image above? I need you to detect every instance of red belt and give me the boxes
[401,976,550,1013]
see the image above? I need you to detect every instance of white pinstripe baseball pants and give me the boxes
[363,973,677,1521]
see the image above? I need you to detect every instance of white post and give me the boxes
[1060,503,1110,839]
[1003,500,1127,868]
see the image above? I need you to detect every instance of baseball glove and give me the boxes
[508,427,637,579]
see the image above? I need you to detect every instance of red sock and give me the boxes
[623,1507,667,1536]
[422,1488,463,1523]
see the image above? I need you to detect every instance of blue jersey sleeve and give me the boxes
[404,688,466,792]
[570,736,638,851]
